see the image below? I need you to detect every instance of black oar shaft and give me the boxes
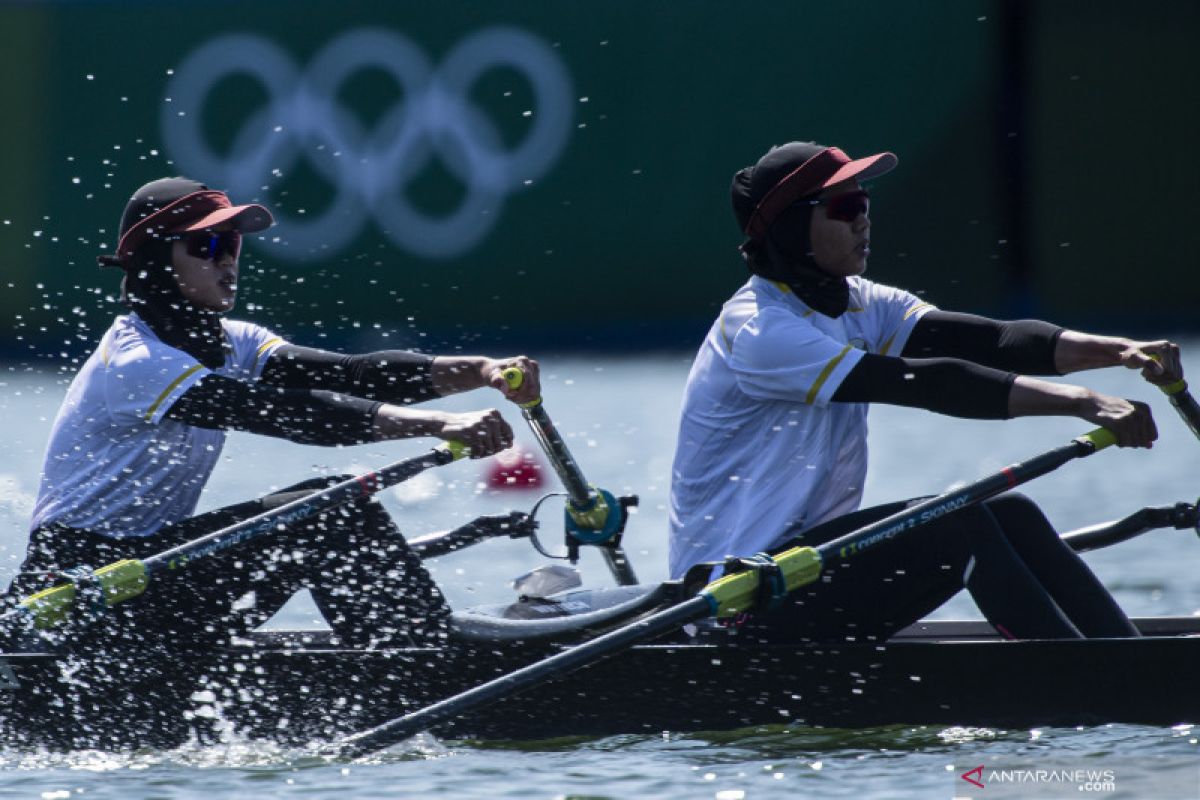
[337,595,709,757]
[520,403,590,506]
[144,447,456,576]
[336,429,1114,757]
[1162,381,1200,443]
[817,437,1095,569]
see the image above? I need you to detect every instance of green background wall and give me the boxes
[0,1,1194,358]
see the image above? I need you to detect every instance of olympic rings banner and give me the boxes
[163,28,573,261]
[8,1,1189,355]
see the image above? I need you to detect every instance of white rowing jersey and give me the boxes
[668,275,933,578]
[30,313,287,538]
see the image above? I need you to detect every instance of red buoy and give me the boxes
[485,445,546,490]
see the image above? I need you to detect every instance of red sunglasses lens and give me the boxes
[826,191,870,222]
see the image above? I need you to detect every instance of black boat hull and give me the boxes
[3,615,1198,750]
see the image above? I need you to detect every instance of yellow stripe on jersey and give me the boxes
[805,344,854,405]
[256,337,284,357]
[144,364,205,422]
[880,302,934,355]
[252,337,285,374]
[903,302,933,321]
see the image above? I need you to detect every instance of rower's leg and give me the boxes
[957,503,1083,639]
[984,494,1139,638]
[305,496,450,648]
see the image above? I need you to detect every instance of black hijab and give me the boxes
[120,239,228,369]
[731,164,850,318]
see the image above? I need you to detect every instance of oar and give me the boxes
[500,367,638,585]
[335,428,1117,757]
[7,443,468,632]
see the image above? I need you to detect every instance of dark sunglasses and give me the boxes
[809,189,870,222]
[184,231,242,261]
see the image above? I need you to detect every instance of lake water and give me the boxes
[0,351,1198,798]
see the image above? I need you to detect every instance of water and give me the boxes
[1,352,1198,798]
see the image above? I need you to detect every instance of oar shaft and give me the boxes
[821,435,1101,566]
[1160,380,1200,443]
[520,402,591,505]
[144,446,459,576]
[337,595,710,757]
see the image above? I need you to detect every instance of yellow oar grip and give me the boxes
[1076,427,1118,452]
[501,366,543,409]
[441,441,470,461]
[19,559,148,630]
[1160,379,1188,396]
[703,546,823,619]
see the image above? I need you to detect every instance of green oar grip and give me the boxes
[702,546,823,618]
[501,366,543,409]
[19,559,148,630]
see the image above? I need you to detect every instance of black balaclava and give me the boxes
[733,165,849,317]
[730,141,897,318]
[121,239,229,369]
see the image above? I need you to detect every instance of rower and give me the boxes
[669,141,1186,641]
[4,176,540,653]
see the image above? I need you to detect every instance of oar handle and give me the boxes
[501,366,543,410]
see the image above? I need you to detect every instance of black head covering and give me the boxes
[730,141,896,317]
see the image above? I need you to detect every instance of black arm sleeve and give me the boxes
[165,374,382,446]
[902,310,1064,375]
[259,344,437,404]
[832,353,1017,419]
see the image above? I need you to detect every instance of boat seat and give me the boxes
[448,583,676,643]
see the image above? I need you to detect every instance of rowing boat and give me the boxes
[2,577,1198,751]
[2,393,1199,753]
[4,487,1200,752]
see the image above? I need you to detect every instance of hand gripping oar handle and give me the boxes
[501,367,638,586]
[335,427,1117,757]
[10,443,469,632]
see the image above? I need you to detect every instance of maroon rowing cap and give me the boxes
[98,177,274,267]
[732,142,898,239]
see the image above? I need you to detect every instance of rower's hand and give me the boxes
[1081,392,1157,448]
[1119,340,1183,387]
[437,409,514,458]
[484,356,541,405]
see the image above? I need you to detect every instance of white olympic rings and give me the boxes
[161,27,573,260]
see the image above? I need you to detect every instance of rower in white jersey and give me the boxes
[8,176,539,651]
[669,141,1185,642]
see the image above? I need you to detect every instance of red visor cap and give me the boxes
[743,147,897,239]
[111,190,274,263]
